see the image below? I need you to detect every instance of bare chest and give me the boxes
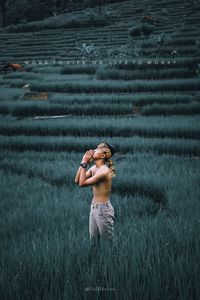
[92,166,111,187]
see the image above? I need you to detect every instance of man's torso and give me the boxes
[91,165,112,203]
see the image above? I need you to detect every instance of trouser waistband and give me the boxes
[91,200,110,208]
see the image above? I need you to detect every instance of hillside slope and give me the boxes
[0,0,199,65]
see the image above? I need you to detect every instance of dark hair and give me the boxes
[104,142,115,156]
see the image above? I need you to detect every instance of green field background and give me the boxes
[1,0,200,299]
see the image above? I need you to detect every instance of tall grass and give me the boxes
[3,73,43,80]
[0,88,22,101]
[1,50,59,57]
[96,67,196,80]
[0,135,199,156]
[0,0,199,298]
[30,78,200,93]
[61,65,97,74]
[141,102,200,116]
[0,116,200,140]
[0,156,167,206]
[0,101,132,116]
[5,15,110,33]
[49,93,194,106]
[0,79,40,88]
[142,46,199,56]
[31,66,62,74]
[0,150,199,299]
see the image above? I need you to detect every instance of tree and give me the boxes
[0,0,16,26]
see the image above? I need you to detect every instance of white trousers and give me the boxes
[89,201,115,245]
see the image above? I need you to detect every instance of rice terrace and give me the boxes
[0,0,200,299]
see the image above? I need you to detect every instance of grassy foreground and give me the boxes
[0,0,200,298]
[0,150,200,300]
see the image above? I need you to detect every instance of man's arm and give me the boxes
[75,166,93,184]
[79,167,109,187]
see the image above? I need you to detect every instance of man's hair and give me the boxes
[97,141,116,177]
[103,142,115,156]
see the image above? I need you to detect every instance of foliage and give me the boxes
[128,24,154,37]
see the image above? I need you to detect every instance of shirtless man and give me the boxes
[75,142,116,258]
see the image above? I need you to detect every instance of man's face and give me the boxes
[92,147,105,160]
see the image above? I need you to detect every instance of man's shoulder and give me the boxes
[99,165,110,174]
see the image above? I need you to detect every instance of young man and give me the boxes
[75,142,116,259]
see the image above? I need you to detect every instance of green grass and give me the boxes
[0,88,23,101]
[30,78,200,93]
[31,66,63,74]
[0,79,40,88]
[0,135,199,156]
[141,102,200,116]
[96,67,196,80]
[0,101,132,116]
[5,15,111,32]
[0,150,199,299]
[0,153,167,205]
[0,0,200,298]
[1,50,59,57]
[0,116,200,140]
[48,93,194,106]
[3,72,43,80]
[61,65,97,75]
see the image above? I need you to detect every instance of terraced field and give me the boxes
[0,0,200,299]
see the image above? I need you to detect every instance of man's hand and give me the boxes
[81,149,94,164]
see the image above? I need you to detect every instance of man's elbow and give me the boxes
[79,180,89,187]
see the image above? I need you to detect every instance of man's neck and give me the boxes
[95,159,105,168]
